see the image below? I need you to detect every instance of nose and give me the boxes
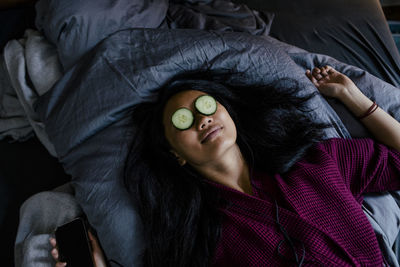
[197,114,213,130]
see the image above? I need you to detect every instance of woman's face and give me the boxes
[163,90,237,166]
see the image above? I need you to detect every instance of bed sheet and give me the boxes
[235,0,400,86]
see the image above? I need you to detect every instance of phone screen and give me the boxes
[55,217,95,267]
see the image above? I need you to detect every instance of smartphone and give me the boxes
[55,217,95,267]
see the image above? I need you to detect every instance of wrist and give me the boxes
[337,85,359,101]
[338,86,374,118]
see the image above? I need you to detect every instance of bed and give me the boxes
[2,0,400,266]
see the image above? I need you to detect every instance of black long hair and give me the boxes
[123,72,332,266]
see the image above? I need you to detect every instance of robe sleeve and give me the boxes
[319,138,400,197]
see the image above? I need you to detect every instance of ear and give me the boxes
[169,149,187,166]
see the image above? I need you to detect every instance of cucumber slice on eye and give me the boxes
[195,95,217,115]
[171,108,194,130]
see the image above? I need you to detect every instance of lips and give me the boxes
[201,126,223,144]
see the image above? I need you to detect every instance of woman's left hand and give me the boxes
[305,65,358,100]
[307,65,400,152]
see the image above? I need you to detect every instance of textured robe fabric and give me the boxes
[207,138,400,266]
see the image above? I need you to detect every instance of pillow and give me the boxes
[167,0,274,36]
[35,0,273,73]
[35,0,169,70]
[34,0,274,72]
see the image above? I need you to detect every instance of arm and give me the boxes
[317,137,400,197]
[306,66,400,152]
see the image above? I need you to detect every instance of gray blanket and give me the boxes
[34,0,274,71]
[15,185,81,267]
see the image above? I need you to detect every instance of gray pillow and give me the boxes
[35,0,169,70]
[35,0,275,72]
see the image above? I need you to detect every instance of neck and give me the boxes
[193,144,253,195]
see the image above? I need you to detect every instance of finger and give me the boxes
[88,231,100,251]
[307,72,320,86]
[56,262,67,267]
[305,69,311,79]
[320,69,328,77]
[325,65,335,74]
[312,68,324,80]
[314,67,321,73]
[88,231,108,265]
[312,67,321,75]
[305,70,318,85]
[49,238,57,248]
[324,66,332,76]
[305,69,313,81]
[88,231,95,242]
[51,248,59,260]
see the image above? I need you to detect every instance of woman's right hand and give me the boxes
[49,231,108,267]
[49,238,67,267]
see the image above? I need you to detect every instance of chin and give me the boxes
[210,137,236,159]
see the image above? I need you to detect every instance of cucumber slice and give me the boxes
[171,108,194,130]
[195,95,217,115]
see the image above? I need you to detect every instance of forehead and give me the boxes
[164,89,205,110]
[168,89,205,106]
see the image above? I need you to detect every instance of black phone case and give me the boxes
[55,217,95,267]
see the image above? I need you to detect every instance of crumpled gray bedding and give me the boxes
[33,26,400,266]
[35,0,274,71]
[0,55,32,141]
[1,29,62,156]
[14,186,81,267]
[363,192,400,267]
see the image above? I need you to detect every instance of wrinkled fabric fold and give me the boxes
[34,0,273,70]
[2,29,62,156]
[167,0,274,36]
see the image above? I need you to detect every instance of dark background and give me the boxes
[0,6,70,266]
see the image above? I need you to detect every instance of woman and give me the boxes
[51,66,400,266]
